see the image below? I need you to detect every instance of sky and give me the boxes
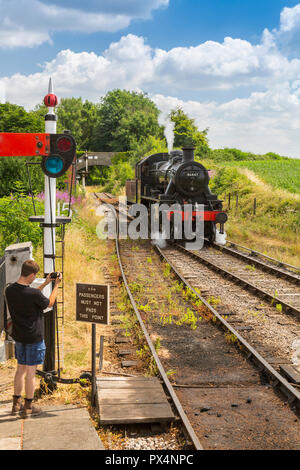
[1,0,300,157]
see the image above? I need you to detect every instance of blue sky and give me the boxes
[1,0,300,156]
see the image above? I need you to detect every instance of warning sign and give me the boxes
[76,283,109,325]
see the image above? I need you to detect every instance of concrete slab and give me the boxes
[0,405,21,445]
[0,437,21,450]
[22,405,105,450]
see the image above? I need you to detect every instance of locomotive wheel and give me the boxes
[208,222,216,243]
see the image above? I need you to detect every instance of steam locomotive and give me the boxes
[126,147,227,244]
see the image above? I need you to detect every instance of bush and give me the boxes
[210,166,252,196]
[210,148,286,162]
[0,194,44,252]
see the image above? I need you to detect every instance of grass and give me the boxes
[207,163,300,267]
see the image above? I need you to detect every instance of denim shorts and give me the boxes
[14,340,46,366]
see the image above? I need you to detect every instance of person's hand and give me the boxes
[54,272,62,285]
[45,273,53,285]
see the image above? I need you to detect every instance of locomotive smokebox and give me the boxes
[182,147,195,162]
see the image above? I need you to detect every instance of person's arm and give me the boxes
[37,273,52,291]
[48,274,62,308]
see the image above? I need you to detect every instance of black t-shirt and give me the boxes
[5,282,50,344]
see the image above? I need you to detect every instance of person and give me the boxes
[5,259,62,417]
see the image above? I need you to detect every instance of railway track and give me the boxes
[95,192,300,449]
[195,241,300,317]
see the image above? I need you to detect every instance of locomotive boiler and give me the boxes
[126,147,227,244]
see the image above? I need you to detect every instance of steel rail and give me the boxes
[208,240,300,284]
[107,205,203,451]
[175,243,300,319]
[154,244,300,409]
[225,240,300,275]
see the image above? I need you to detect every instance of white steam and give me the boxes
[151,231,168,249]
[159,112,175,154]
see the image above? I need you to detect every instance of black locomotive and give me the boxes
[126,147,227,243]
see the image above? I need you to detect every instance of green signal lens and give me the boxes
[45,155,64,175]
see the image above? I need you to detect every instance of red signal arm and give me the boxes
[0,133,50,157]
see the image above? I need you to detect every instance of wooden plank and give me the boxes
[97,376,159,381]
[115,336,131,343]
[234,325,253,331]
[98,388,168,405]
[118,349,133,356]
[97,380,162,389]
[121,360,138,368]
[99,403,175,424]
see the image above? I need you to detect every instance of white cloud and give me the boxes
[0,81,5,103]
[279,3,300,33]
[2,2,300,158]
[152,87,300,157]
[264,3,300,56]
[0,0,169,48]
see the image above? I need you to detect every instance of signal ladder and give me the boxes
[55,223,66,371]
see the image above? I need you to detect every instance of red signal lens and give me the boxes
[57,136,72,152]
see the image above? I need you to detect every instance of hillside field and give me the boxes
[221,158,300,194]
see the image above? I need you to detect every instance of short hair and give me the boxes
[21,260,40,277]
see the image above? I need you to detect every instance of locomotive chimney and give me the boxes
[182,147,195,162]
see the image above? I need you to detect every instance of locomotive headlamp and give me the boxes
[215,212,228,224]
[41,131,76,178]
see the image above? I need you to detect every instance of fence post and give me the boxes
[253,197,257,215]
[236,194,238,212]
[228,193,231,210]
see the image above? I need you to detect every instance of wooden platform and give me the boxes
[96,376,175,424]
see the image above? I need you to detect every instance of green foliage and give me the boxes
[56,97,99,150]
[86,165,111,186]
[102,160,134,193]
[91,89,163,151]
[0,194,43,251]
[176,308,199,330]
[128,135,168,166]
[0,103,44,133]
[0,156,42,197]
[210,166,252,196]
[169,107,210,157]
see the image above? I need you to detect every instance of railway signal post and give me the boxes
[43,78,58,375]
[0,78,76,382]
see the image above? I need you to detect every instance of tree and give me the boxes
[0,103,44,133]
[56,98,99,151]
[169,107,210,157]
[91,89,163,152]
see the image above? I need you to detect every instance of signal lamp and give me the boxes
[41,132,76,178]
